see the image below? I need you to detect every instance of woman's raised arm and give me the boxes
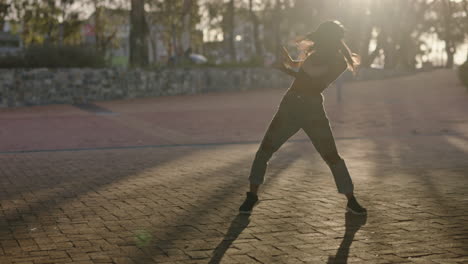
[281,46,303,68]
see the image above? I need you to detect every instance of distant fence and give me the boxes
[0,67,424,107]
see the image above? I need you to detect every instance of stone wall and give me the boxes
[0,68,293,107]
[0,67,424,107]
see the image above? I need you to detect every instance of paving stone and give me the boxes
[0,70,467,263]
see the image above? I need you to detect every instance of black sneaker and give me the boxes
[239,192,258,214]
[346,197,367,215]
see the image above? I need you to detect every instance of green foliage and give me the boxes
[1,0,466,70]
[25,45,106,68]
[459,60,468,89]
[0,1,9,29]
[6,0,81,46]
[0,45,106,68]
[17,0,61,44]
[146,0,202,56]
[93,7,128,53]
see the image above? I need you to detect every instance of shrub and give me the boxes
[459,60,468,90]
[0,45,106,68]
[0,55,26,68]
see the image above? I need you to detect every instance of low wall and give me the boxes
[0,68,293,107]
[0,67,422,107]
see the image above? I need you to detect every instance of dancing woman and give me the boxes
[239,21,367,215]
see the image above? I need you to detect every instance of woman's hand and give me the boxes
[272,47,290,70]
[280,46,293,66]
[281,46,304,68]
[272,48,299,78]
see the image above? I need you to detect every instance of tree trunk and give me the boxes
[382,0,401,69]
[171,22,178,57]
[462,0,468,25]
[149,27,158,63]
[273,0,282,59]
[347,4,364,52]
[445,41,456,68]
[359,25,373,66]
[93,0,101,51]
[129,0,149,67]
[249,0,263,60]
[0,2,8,30]
[363,30,384,68]
[461,0,468,60]
[360,30,376,67]
[443,0,455,68]
[394,1,412,69]
[226,0,236,62]
[360,0,382,68]
[181,0,192,52]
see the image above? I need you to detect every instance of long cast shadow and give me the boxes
[133,143,305,263]
[0,147,197,223]
[327,212,367,264]
[208,214,251,264]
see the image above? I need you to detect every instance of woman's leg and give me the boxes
[301,111,366,214]
[239,101,300,214]
[302,118,354,195]
[248,105,301,193]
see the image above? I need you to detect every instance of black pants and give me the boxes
[248,92,354,194]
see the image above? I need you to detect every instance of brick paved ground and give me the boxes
[0,70,467,263]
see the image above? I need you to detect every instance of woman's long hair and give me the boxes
[296,20,360,72]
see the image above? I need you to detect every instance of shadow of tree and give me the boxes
[130,143,304,263]
[208,214,251,264]
[327,212,367,264]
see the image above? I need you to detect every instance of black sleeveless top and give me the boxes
[288,52,348,97]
